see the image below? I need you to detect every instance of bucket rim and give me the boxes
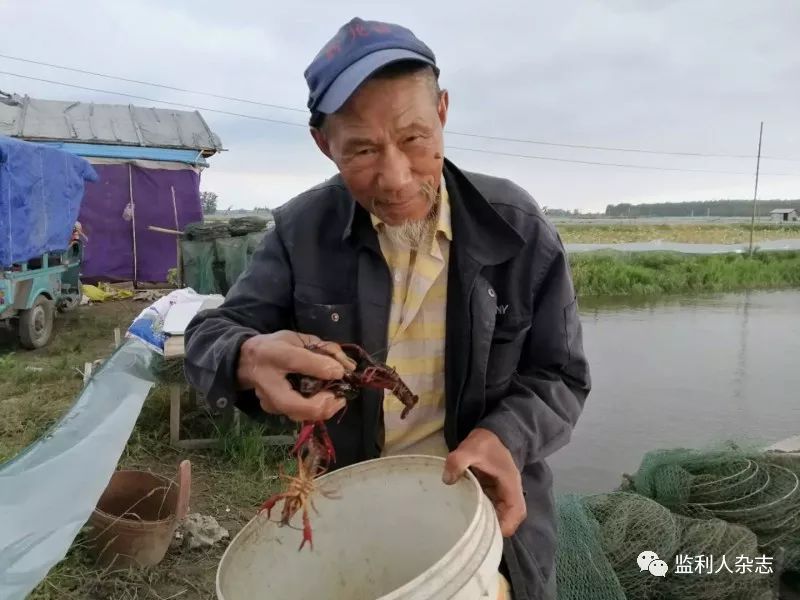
[91,469,180,526]
[215,454,498,599]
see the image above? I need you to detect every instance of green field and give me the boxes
[569,250,800,297]
[556,222,800,244]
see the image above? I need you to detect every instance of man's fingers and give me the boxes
[494,490,527,537]
[442,445,480,485]
[271,343,347,380]
[498,501,527,537]
[278,331,322,348]
[307,390,348,421]
[274,331,356,371]
[280,391,346,422]
[259,377,346,421]
[304,340,357,371]
[481,469,527,537]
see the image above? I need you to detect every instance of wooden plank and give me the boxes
[170,383,182,444]
[164,335,185,358]
[175,435,295,450]
[148,225,184,235]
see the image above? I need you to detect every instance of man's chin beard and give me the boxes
[383,216,434,249]
[380,187,440,250]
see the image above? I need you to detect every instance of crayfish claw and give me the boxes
[317,424,337,464]
[258,494,284,519]
[293,421,317,455]
[299,508,313,551]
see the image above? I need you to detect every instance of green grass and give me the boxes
[558,222,800,244]
[1,299,295,599]
[570,250,800,297]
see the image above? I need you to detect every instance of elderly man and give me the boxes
[183,17,590,600]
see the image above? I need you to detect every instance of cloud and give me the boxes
[1,0,798,212]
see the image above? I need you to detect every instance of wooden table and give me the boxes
[163,335,294,449]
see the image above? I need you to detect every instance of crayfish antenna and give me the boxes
[335,400,349,425]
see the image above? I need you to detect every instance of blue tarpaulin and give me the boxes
[0,135,98,266]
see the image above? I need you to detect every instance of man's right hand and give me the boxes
[236,331,356,422]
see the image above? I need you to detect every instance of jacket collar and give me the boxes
[341,158,524,266]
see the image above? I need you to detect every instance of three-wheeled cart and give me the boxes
[0,135,97,348]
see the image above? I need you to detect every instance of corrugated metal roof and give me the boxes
[0,91,223,154]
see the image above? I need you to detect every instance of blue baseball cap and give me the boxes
[304,18,438,122]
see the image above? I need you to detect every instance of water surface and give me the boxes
[549,289,800,493]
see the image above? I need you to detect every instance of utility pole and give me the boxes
[748,121,764,257]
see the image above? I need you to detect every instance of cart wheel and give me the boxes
[19,295,55,349]
[57,293,80,313]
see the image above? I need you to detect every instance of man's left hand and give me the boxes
[442,428,526,537]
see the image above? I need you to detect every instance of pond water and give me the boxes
[549,289,800,494]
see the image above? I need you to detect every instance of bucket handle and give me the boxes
[175,459,191,522]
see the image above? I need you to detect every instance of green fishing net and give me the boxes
[245,231,266,256]
[180,240,220,295]
[179,222,267,294]
[555,445,795,599]
[228,216,268,236]
[214,237,249,293]
[184,220,230,240]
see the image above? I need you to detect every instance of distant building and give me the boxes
[0,91,223,284]
[769,209,799,223]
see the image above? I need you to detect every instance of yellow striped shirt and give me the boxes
[373,186,513,599]
[371,179,451,457]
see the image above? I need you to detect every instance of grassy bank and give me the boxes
[558,222,800,244]
[0,301,290,599]
[570,250,800,297]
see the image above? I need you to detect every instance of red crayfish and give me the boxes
[257,341,418,550]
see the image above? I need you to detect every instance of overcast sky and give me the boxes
[1,0,798,212]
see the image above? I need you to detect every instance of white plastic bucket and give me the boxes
[216,455,503,599]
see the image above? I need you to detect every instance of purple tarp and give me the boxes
[78,164,201,283]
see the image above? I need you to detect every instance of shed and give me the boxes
[0,91,224,284]
[769,209,799,223]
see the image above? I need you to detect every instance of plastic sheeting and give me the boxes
[0,135,98,266]
[0,340,156,600]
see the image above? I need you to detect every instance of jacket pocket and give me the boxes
[293,296,358,344]
[486,322,530,387]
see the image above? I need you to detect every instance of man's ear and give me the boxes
[310,127,332,160]
[437,89,449,129]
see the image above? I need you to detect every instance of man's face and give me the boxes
[311,71,449,228]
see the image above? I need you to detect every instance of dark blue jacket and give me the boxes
[183,158,591,599]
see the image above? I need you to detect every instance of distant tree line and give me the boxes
[605,199,800,217]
